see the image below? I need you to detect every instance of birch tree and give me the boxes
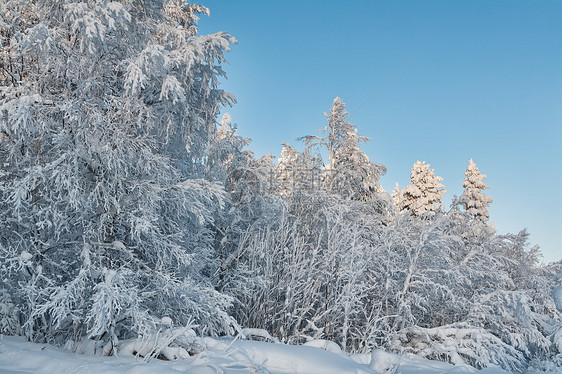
[0,0,236,346]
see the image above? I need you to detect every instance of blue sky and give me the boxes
[198,0,562,263]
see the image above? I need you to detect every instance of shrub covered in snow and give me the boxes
[395,324,525,372]
[0,288,20,336]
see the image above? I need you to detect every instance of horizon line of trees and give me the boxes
[0,1,560,372]
[212,98,561,373]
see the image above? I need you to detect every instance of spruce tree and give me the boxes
[459,159,493,223]
[401,161,446,217]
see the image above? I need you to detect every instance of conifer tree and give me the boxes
[276,144,302,195]
[301,97,386,201]
[401,161,446,217]
[459,159,493,223]
[392,182,403,209]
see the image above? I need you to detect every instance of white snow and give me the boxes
[20,251,32,263]
[0,335,514,374]
[303,339,344,355]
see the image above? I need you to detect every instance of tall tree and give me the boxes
[401,161,446,217]
[0,0,236,345]
[459,159,493,223]
[392,182,403,209]
[302,97,386,201]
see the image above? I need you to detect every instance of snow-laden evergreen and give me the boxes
[301,97,387,202]
[459,159,493,222]
[400,161,446,217]
[392,182,402,208]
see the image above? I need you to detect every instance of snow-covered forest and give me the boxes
[0,1,561,373]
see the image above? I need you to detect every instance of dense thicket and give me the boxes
[1,1,560,372]
[217,118,562,371]
[0,0,237,349]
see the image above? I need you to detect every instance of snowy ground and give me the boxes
[0,335,516,374]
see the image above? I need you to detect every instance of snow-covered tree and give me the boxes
[0,0,236,346]
[0,288,20,335]
[401,161,446,217]
[458,159,493,223]
[206,113,253,184]
[392,182,402,209]
[205,114,281,298]
[273,143,322,195]
[301,97,386,201]
[225,192,386,351]
[206,113,265,205]
[276,144,303,195]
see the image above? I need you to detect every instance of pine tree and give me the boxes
[401,161,446,217]
[459,159,493,223]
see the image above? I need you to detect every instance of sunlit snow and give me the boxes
[0,336,513,374]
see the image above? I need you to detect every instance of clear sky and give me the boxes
[198,0,562,263]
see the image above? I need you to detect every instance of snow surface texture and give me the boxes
[0,336,516,374]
